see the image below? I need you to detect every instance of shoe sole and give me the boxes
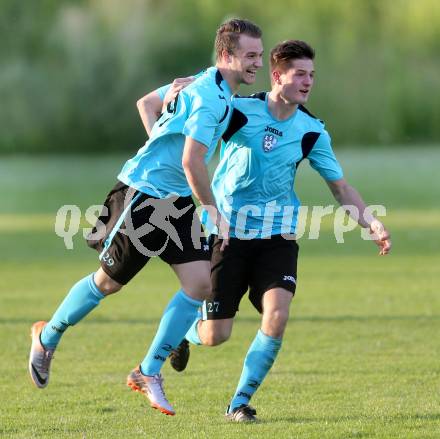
[127,379,175,416]
[225,415,258,423]
[29,322,48,389]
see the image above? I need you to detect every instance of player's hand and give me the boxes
[218,217,230,251]
[206,207,230,251]
[369,219,391,255]
[220,237,229,252]
[162,76,195,110]
[214,212,230,252]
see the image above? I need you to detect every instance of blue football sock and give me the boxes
[40,273,105,349]
[185,315,202,346]
[229,329,282,412]
[140,289,202,376]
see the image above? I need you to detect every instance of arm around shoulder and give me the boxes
[136,90,163,137]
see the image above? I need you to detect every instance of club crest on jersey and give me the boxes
[263,134,278,152]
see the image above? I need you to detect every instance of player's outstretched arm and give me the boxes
[326,178,392,255]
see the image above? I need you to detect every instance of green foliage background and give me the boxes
[1,0,439,153]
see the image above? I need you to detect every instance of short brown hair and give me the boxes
[215,18,262,60]
[270,40,315,71]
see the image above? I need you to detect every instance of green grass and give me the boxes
[1,148,439,438]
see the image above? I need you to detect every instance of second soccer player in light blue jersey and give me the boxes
[179,40,391,422]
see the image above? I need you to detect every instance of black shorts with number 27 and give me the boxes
[203,234,299,319]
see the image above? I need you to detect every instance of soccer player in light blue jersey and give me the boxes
[28,19,264,416]
[177,40,392,422]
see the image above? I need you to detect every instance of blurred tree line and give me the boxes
[1,0,439,153]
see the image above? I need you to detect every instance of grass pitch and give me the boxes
[0,148,439,438]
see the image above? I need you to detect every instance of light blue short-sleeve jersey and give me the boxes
[156,84,171,101]
[118,67,232,198]
[209,92,343,238]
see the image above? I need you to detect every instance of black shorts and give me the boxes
[204,235,299,319]
[86,181,210,285]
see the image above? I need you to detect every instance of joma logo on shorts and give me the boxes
[283,275,296,283]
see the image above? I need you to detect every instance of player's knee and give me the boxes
[196,279,212,299]
[203,333,228,346]
[272,308,289,329]
[94,269,123,296]
[99,283,122,296]
[95,276,122,295]
[264,308,289,337]
[202,328,230,346]
[183,279,211,301]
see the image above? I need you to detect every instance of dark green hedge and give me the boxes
[1,0,439,153]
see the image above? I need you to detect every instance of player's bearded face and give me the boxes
[229,35,263,85]
[278,59,315,105]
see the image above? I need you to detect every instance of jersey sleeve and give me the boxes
[155,83,171,101]
[182,92,225,148]
[308,129,344,181]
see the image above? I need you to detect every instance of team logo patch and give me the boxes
[262,134,277,152]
